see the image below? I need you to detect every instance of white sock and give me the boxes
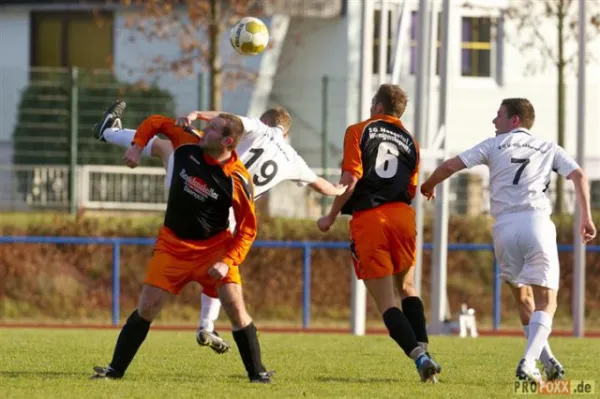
[523,324,556,366]
[198,293,222,332]
[103,128,155,157]
[524,311,553,368]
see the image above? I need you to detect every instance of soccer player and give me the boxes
[420,98,597,382]
[316,84,442,383]
[91,113,275,383]
[93,101,346,354]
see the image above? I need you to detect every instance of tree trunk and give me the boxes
[555,1,566,214]
[209,0,222,110]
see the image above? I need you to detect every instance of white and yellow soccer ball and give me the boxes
[229,17,269,56]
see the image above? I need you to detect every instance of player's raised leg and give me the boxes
[196,293,230,354]
[511,285,564,380]
[218,283,273,383]
[92,100,173,169]
[91,284,170,379]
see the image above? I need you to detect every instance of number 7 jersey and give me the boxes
[458,129,579,219]
[340,114,420,215]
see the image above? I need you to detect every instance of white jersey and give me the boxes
[165,116,318,198]
[458,128,579,219]
[235,116,318,198]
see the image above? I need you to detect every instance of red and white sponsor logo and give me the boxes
[180,169,219,200]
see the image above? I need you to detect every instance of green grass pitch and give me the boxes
[0,328,597,398]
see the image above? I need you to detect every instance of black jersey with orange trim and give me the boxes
[341,114,420,215]
[165,144,254,240]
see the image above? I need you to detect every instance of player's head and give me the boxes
[260,107,292,136]
[494,98,535,134]
[370,84,408,118]
[201,113,244,151]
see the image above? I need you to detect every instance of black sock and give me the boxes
[401,296,429,345]
[108,310,151,376]
[382,307,423,360]
[232,323,266,377]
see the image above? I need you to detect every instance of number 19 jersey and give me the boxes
[165,117,318,199]
[458,128,579,219]
[236,117,318,198]
[341,114,419,215]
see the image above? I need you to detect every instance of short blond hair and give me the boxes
[374,84,408,118]
[260,107,292,133]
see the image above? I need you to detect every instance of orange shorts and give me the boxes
[144,227,242,297]
[349,202,416,280]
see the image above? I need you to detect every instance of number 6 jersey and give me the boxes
[341,114,420,215]
[458,128,579,219]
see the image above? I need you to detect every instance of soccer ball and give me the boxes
[229,17,269,56]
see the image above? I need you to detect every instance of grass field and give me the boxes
[0,329,598,399]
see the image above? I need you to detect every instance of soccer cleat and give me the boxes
[416,355,441,383]
[426,352,443,374]
[196,328,231,354]
[249,370,275,384]
[93,100,126,141]
[544,357,565,381]
[516,359,542,382]
[89,366,122,380]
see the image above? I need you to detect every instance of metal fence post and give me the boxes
[197,72,204,111]
[69,67,79,216]
[320,75,329,216]
[112,241,121,326]
[302,243,311,329]
[493,256,500,331]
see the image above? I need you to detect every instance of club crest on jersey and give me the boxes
[180,169,219,200]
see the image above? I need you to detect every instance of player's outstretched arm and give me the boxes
[177,111,228,126]
[317,171,359,232]
[309,177,348,196]
[567,168,597,243]
[125,115,197,168]
[420,156,466,199]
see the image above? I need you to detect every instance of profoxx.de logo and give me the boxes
[514,380,595,395]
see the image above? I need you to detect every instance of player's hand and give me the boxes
[176,112,196,127]
[332,184,348,196]
[580,218,597,243]
[420,183,435,200]
[317,215,335,233]
[124,145,143,168]
[208,261,230,280]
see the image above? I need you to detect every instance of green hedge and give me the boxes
[0,213,598,328]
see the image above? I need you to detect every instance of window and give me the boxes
[461,17,491,77]
[31,12,113,69]
[409,11,441,75]
[372,9,393,74]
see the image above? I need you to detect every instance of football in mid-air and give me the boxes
[230,17,269,56]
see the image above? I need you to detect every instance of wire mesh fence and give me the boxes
[1,66,600,214]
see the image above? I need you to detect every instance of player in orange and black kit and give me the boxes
[317,84,442,383]
[91,114,273,383]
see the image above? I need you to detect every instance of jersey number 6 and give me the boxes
[375,142,399,178]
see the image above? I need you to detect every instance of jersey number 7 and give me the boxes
[511,157,530,185]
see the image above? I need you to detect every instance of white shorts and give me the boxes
[492,211,560,291]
